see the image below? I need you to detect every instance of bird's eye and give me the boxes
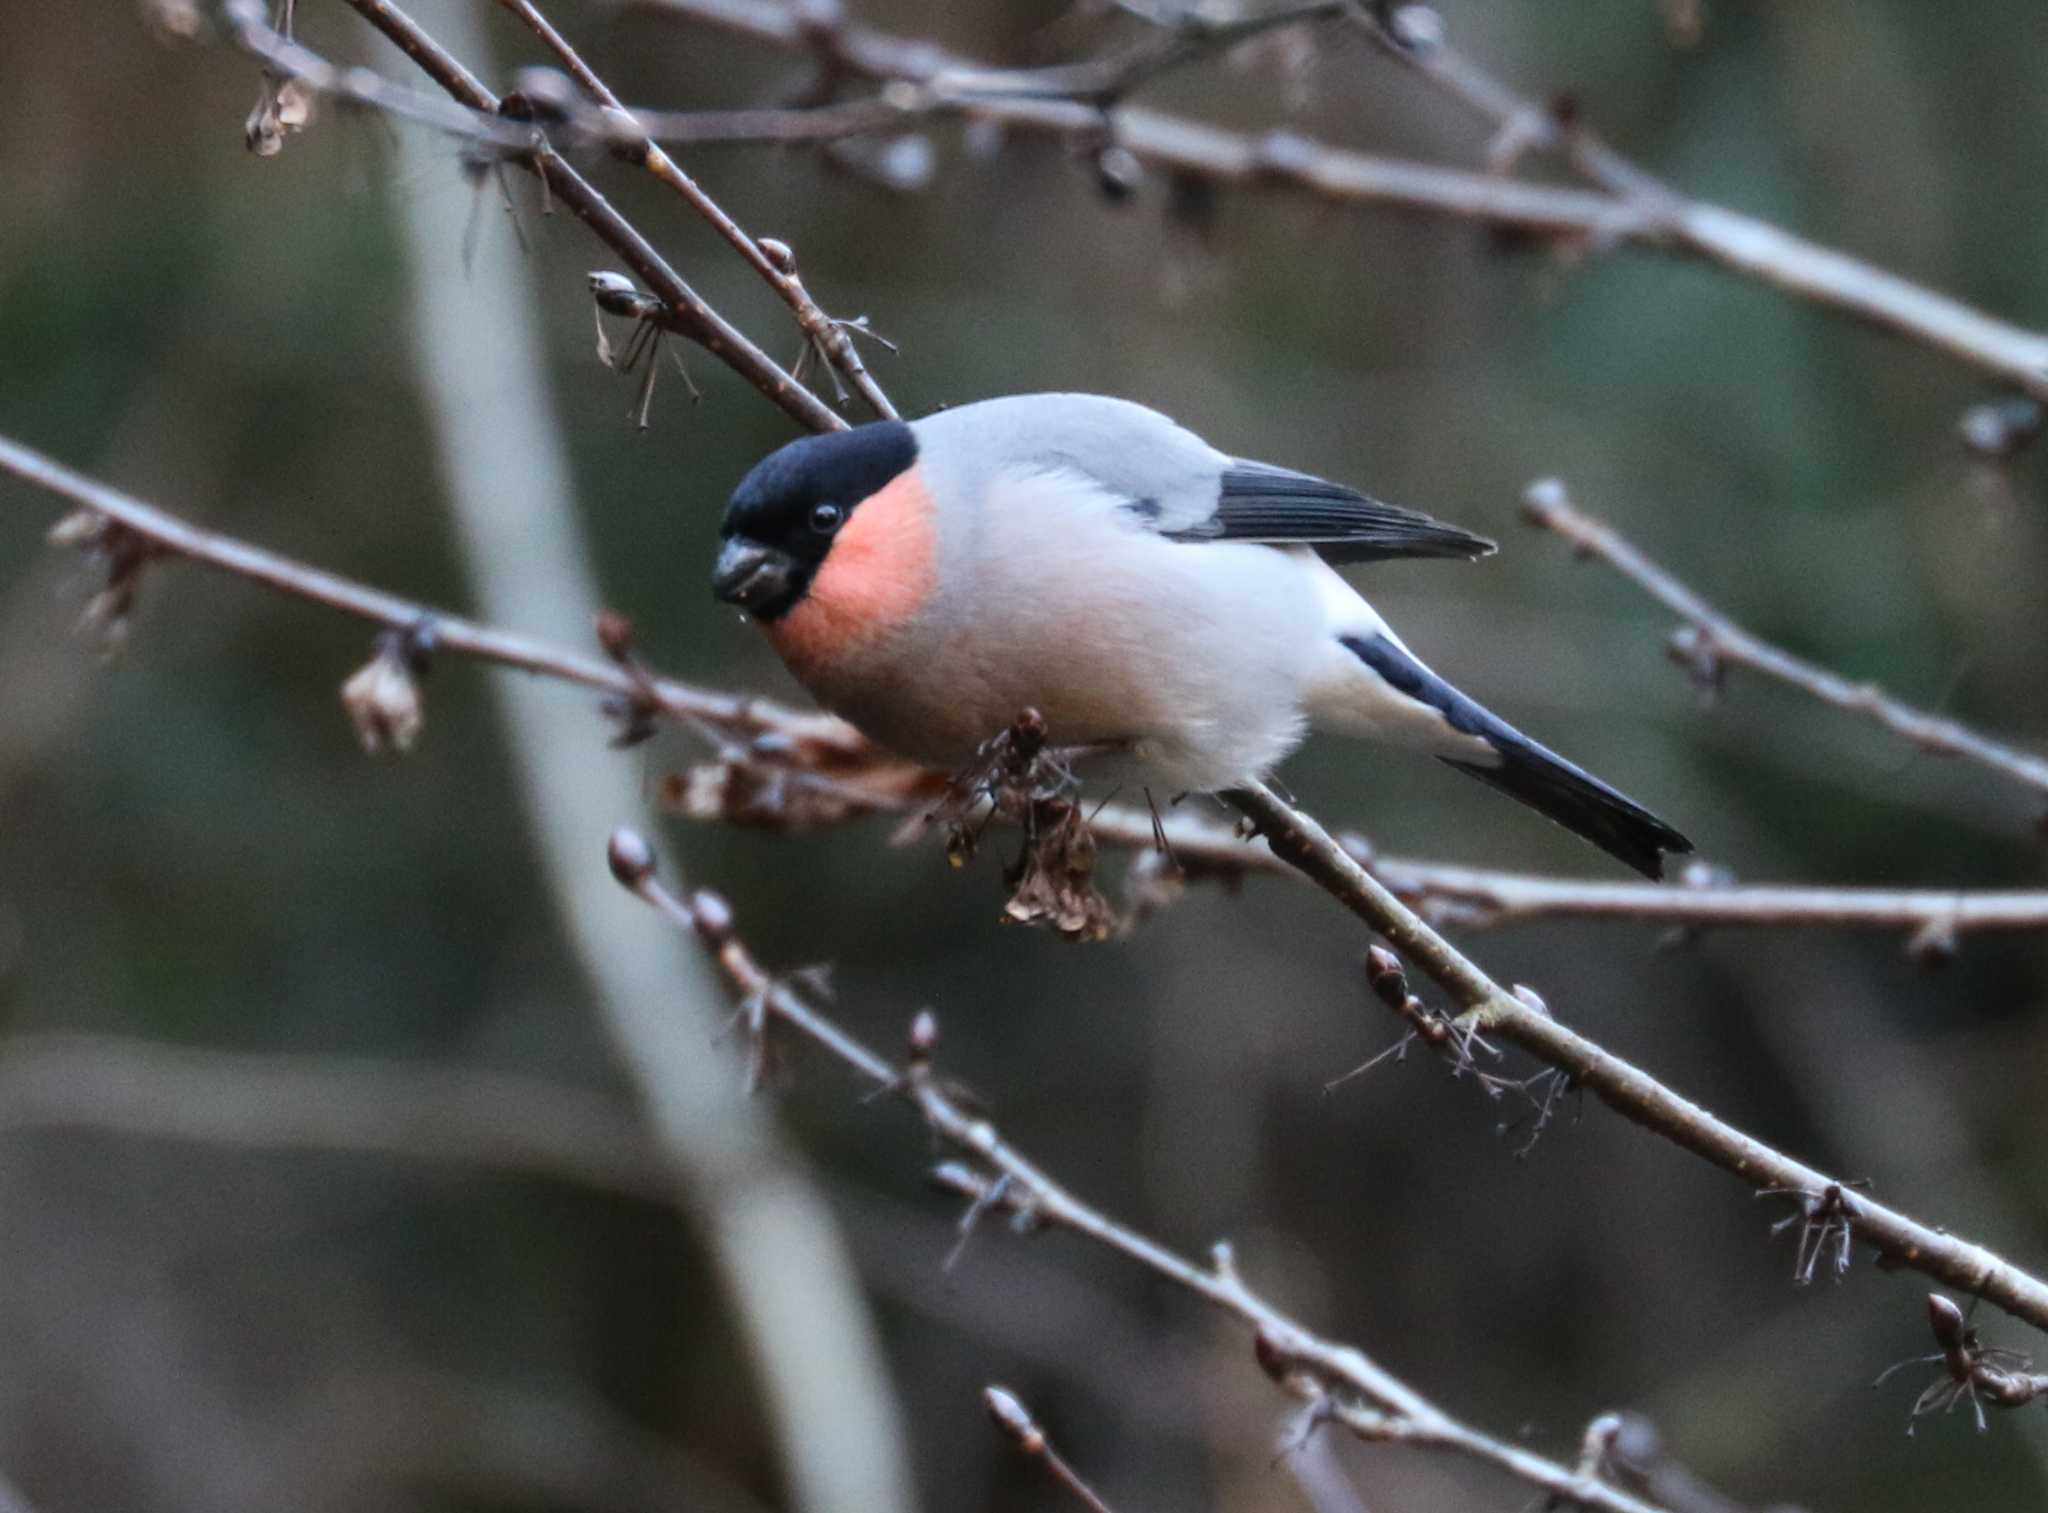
[810,502,843,534]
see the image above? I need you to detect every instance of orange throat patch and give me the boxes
[764,464,938,683]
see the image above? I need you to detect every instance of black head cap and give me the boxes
[714,421,918,619]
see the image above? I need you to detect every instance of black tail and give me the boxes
[1343,635,1693,880]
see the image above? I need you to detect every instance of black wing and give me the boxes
[1167,459,1495,564]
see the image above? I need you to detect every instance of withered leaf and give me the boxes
[245,76,314,157]
[340,640,424,755]
[1002,798,1116,943]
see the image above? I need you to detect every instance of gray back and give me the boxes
[910,393,1227,534]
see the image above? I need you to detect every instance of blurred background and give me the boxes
[2,0,2046,1508]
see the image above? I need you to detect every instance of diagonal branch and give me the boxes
[637,0,1649,235]
[604,830,1674,1513]
[0,433,857,757]
[982,1388,1120,1513]
[1220,779,2048,1336]
[639,0,2048,402]
[299,0,846,432]
[492,0,898,420]
[1520,478,2048,805]
[1349,7,2048,402]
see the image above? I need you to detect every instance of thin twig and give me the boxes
[9,433,2045,953]
[618,94,932,146]
[1350,5,1674,202]
[1220,779,2048,1335]
[982,1388,1119,1513]
[1520,478,2048,805]
[1096,804,2048,945]
[604,830,1672,1513]
[0,433,857,757]
[492,0,898,420]
[639,0,2048,400]
[924,0,1347,108]
[1348,8,2048,401]
[639,0,1647,234]
[317,0,845,432]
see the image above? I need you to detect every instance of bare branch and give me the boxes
[604,830,1674,1513]
[1521,478,2048,806]
[982,1388,1119,1513]
[1096,804,2048,946]
[639,0,2048,400]
[1220,779,2048,1335]
[311,0,846,432]
[1346,8,2048,401]
[492,0,898,420]
[1,433,858,758]
[911,1,1347,109]
[637,0,1646,234]
[614,94,928,147]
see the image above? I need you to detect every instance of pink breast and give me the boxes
[765,464,938,683]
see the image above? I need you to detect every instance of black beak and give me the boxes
[711,536,797,613]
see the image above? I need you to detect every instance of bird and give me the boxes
[712,393,1692,878]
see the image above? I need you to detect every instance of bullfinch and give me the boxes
[712,393,1691,878]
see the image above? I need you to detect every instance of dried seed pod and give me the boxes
[340,634,425,754]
